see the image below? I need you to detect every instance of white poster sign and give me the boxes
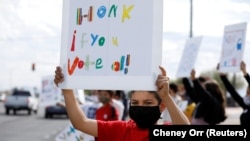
[59,0,163,90]
[176,36,203,78]
[55,123,94,141]
[219,22,247,72]
[40,75,62,106]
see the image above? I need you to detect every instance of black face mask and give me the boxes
[129,106,161,129]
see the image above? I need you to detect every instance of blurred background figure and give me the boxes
[113,90,128,121]
[96,90,119,121]
[81,90,101,120]
[160,82,188,124]
[181,77,208,122]
[183,69,227,125]
[85,90,99,103]
[218,61,250,127]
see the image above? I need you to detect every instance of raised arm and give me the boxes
[190,69,212,102]
[182,77,199,103]
[241,61,250,86]
[54,66,98,137]
[219,75,246,108]
[218,63,247,109]
[156,66,190,125]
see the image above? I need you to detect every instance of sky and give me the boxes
[1,0,250,91]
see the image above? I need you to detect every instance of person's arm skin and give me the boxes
[156,66,190,125]
[54,66,98,137]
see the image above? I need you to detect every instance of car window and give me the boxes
[13,91,31,96]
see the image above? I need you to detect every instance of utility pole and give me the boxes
[190,0,193,38]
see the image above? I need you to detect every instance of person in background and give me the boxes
[81,90,101,120]
[111,93,125,121]
[218,61,250,127]
[160,83,185,124]
[182,69,227,125]
[85,90,99,103]
[113,90,128,120]
[54,66,190,141]
[96,90,119,121]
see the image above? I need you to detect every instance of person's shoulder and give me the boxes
[112,99,124,107]
[112,99,122,104]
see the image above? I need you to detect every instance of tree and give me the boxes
[200,68,245,92]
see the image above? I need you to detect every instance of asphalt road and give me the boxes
[220,106,242,125]
[0,102,69,141]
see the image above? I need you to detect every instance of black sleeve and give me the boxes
[182,77,199,103]
[220,75,247,109]
[244,73,250,86]
[192,79,214,103]
[193,79,227,124]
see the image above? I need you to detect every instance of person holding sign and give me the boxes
[54,66,190,141]
[182,69,227,125]
[218,61,250,127]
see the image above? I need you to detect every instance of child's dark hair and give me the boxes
[129,91,162,104]
[170,83,178,93]
[98,90,115,97]
[198,76,207,83]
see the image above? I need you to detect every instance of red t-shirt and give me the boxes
[97,120,149,141]
[95,103,119,121]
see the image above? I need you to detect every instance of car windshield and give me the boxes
[13,91,31,96]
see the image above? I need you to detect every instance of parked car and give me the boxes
[44,102,68,118]
[4,90,39,115]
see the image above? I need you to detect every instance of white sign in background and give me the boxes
[176,36,203,78]
[39,75,62,106]
[219,22,247,73]
[59,0,163,90]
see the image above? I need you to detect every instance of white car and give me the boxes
[0,93,6,102]
[4,90,39,115]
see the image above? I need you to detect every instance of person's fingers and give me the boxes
[159,66,166,76]
[216,63,220,70]
[54,78,59,87]
[54,66,64,87]
[56,66,62,71]
[156,75,169,90]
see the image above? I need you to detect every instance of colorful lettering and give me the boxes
[76,7,93,25]
[98,37,105,46]
[120,56,125,70]
[126,54,130,66]
[108,5,118,17]
[81,33,88,48]
[96,58,103,69]
[111,54,131,74]
[112,37,119,47]
[70,30,77,51]
[78,60,84,69]
[97,6,106,18]
[91,34,105,46]
[112,62,120,72]
[68,56,103,75]
[68,57,79,75]
[91,34,98,46]
[76,4,132,24]
[122,5,134,23]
